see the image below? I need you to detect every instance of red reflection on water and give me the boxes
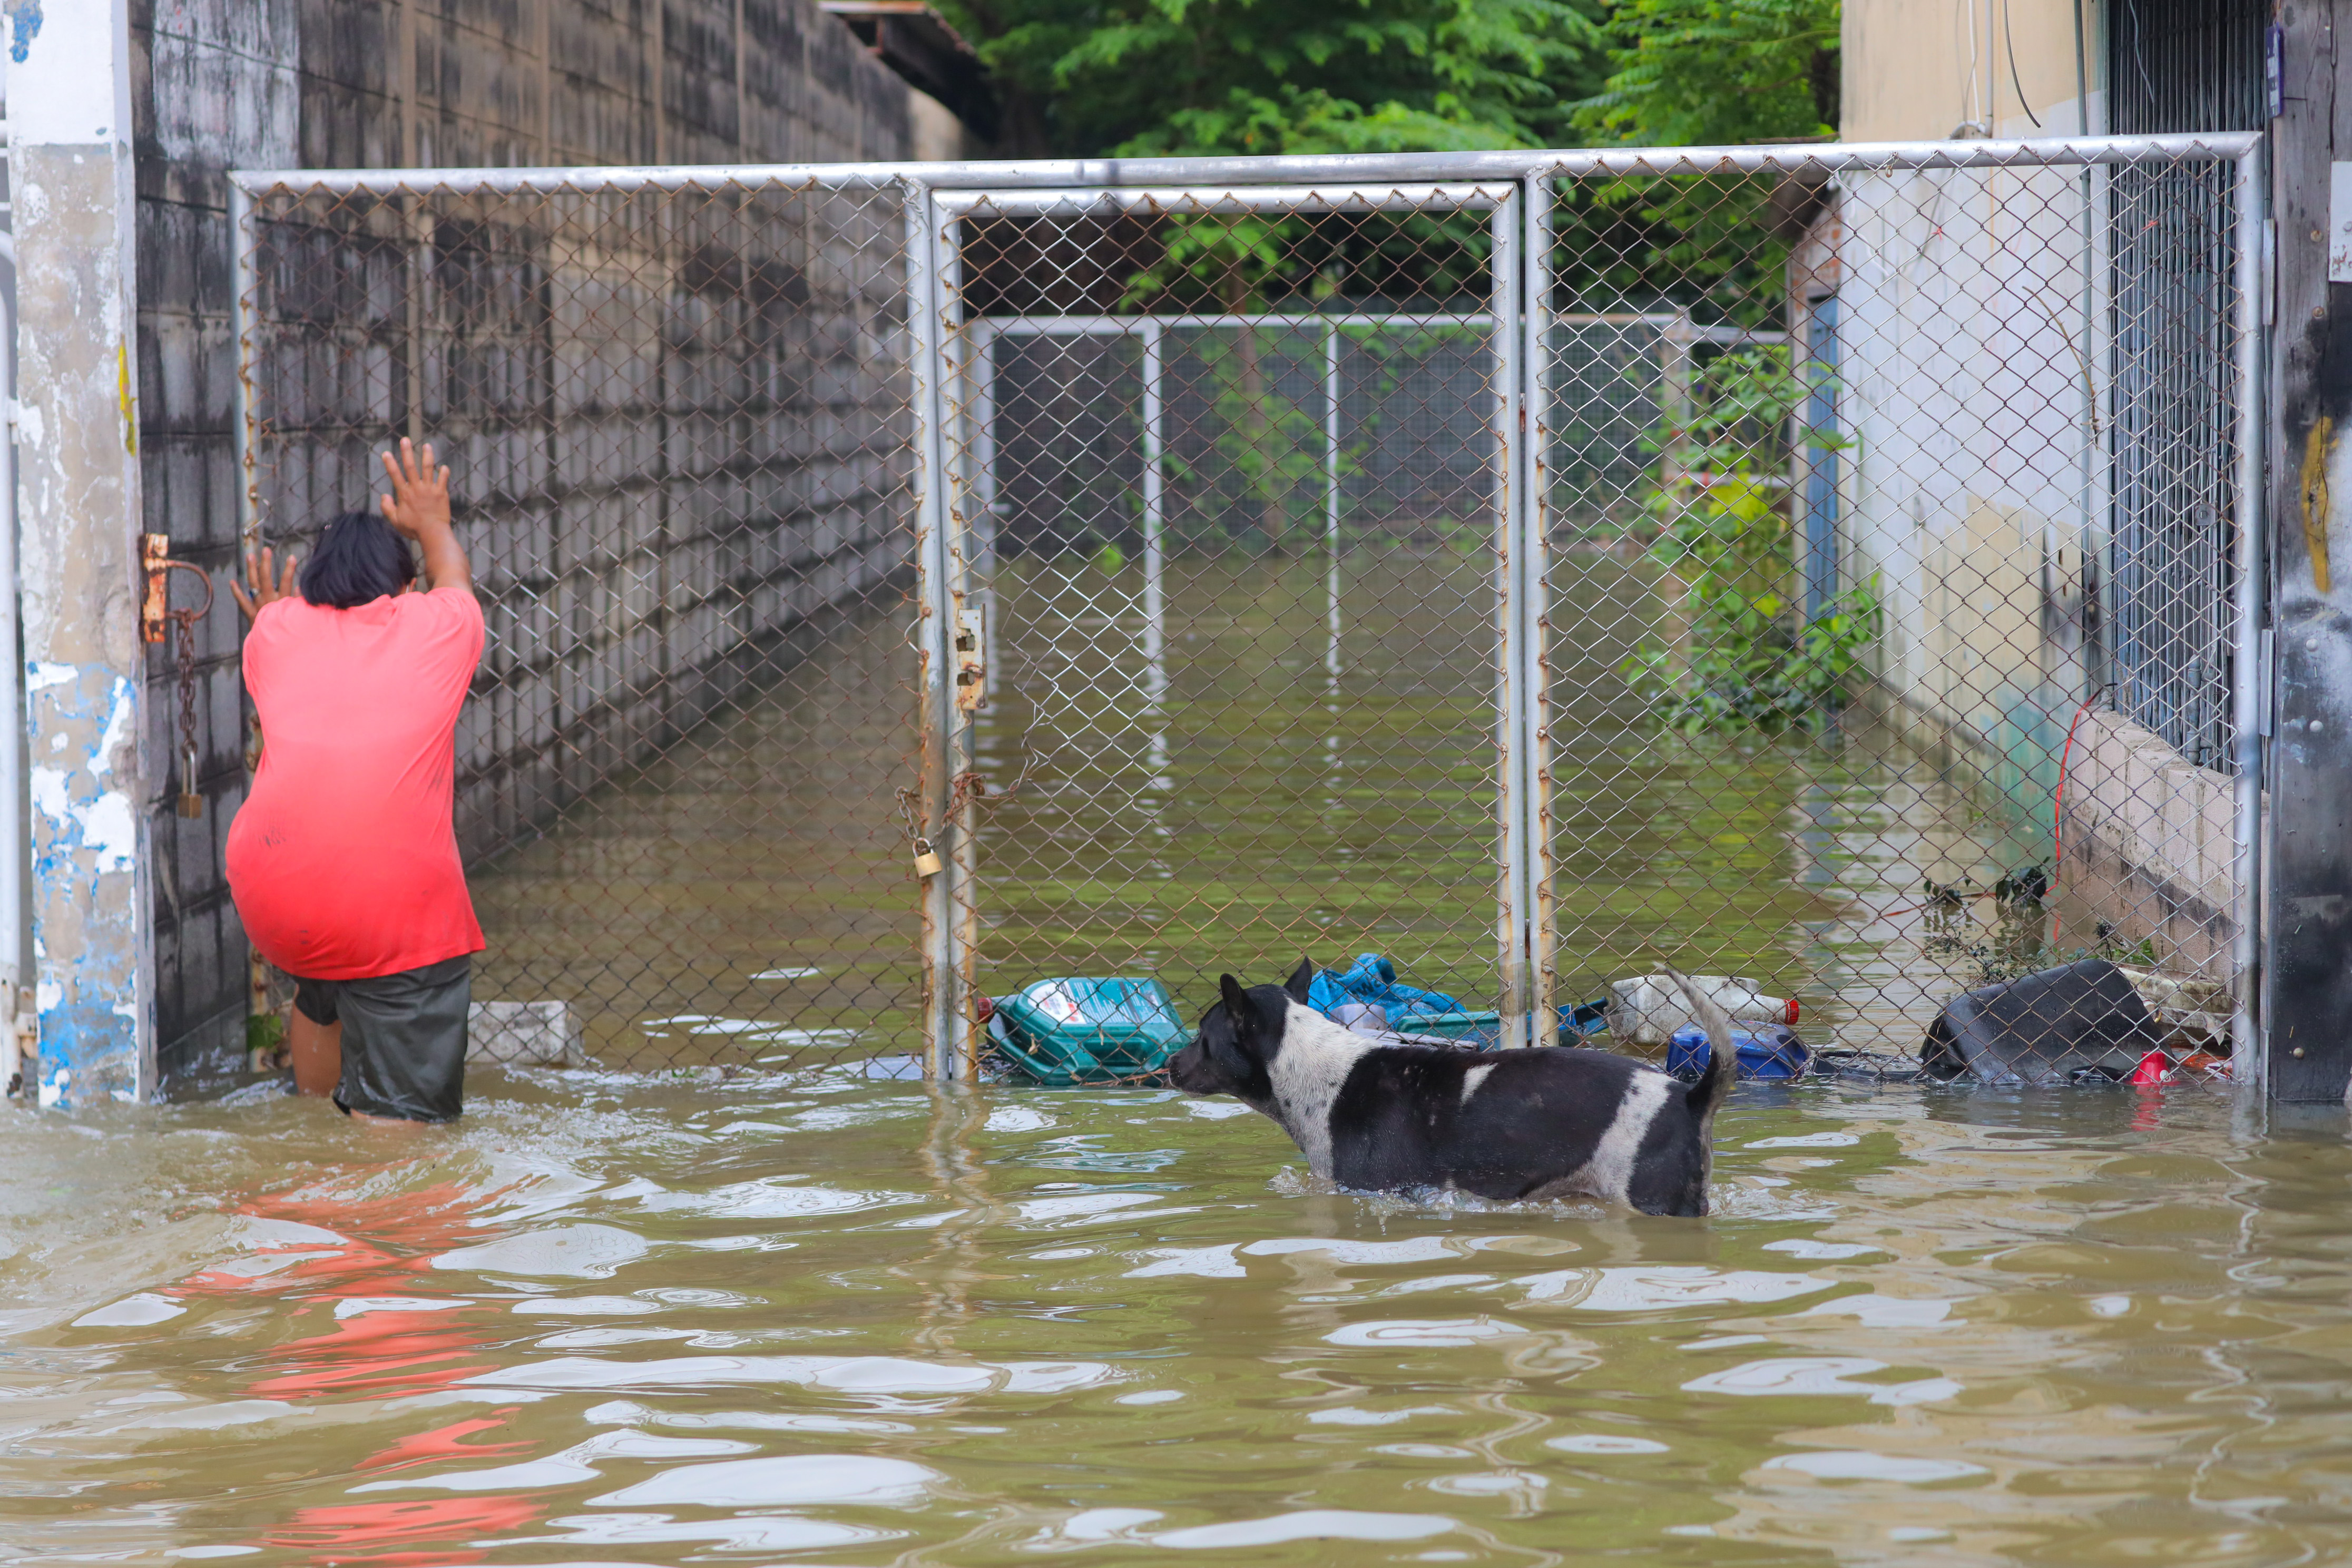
[174,1174,518,1401]
[167,1169,552,1557]
[265,1493,540,1566]
[355,1413,531,1474]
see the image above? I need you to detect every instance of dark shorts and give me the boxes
[294,955,472,1122]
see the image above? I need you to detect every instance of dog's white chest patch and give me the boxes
[1268,1002,1376,1177]
[1577,1070,1673,1202]
[1459,1063,1496,1106]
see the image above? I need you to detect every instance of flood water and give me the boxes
[468,549,2048,1067]
[21,549,2305,1561]
[7,1073,2352,1563]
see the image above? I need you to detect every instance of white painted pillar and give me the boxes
[7,0,152,1105]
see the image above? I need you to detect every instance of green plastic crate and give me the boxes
[992,977,1191,1086]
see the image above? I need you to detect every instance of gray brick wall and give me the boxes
[134,0,927,1087]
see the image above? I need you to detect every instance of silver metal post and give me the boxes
[230,132,2266,203]
[1521,173,1555,1047]
[1491,192,1529,1048]
[968,319,1001,704]
[2229,142,2269,1092]
[907,181,972,1081]
[1141,317,1167,711]
[970,319,998,576]
[230,182,260,552]
[1325,321,1341,686]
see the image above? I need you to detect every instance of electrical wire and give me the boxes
[2053,685,2111,879]
[2004,0,2044,130]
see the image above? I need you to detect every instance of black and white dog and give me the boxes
[1167,959,1739,1217]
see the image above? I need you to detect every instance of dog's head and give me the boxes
[1167,958,1315,1103]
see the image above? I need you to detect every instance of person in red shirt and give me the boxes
[227,439,484,1123]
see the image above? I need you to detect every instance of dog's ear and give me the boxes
[1283,957,1314,1004]
[1219,973,1257,1043]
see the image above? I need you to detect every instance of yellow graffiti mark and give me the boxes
[117,342,136,457]
[2304,415,2335,596]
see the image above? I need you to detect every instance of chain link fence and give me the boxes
[232,134,2262,1086]
[236,175,924,1069]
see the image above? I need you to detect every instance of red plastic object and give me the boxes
[2128,1047,2171,1086]
[1786,998,1800,1025]
[974,994,995,1025]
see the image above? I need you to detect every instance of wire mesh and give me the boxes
[240,177,922,1069]
[940,184,1525,1059]
[1527,145,2251,1086]
[233,138,2258,1087]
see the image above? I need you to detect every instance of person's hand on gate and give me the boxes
[379,437,452,543]
[231,546,300,621]
[378,437,473,594]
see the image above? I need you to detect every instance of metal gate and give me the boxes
[907,179,1548,1075]
[229,132,2264,1083]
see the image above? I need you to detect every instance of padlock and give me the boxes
[178,742,203,819]
[912,837,944,878]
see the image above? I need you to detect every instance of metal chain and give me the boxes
[175,605,200,814]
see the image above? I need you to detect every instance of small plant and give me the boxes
[1619,345,1876,733]
[1923,865,2050,987]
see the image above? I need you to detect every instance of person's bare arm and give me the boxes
[379,437,471,594]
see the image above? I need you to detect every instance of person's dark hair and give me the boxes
[299,510,417,609]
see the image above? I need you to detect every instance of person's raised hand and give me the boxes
[229,545,299,622]
[378,437,452,542]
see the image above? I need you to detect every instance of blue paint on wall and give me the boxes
[26,661,145,1106]
[5,2,41,65]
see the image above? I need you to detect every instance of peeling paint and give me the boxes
[115,341,134,456]
[26,663,146,1104]
[6,2,40,67]
[32,768,136,875]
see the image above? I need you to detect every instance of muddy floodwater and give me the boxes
[6,1076,2352,1564]
[19,551,2320,1562]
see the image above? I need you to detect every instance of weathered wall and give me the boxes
[136,0,943,1086]
[1842,0,2098,144]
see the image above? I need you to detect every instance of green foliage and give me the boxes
[1621,346,1878,733]
[1574,0,1839,147]
[934,0,1606,159]
[1553,0,1841,327]
[246,1011,285,1056]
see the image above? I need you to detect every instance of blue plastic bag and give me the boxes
[1311,953,1468,1030]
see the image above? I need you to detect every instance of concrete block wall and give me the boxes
[134,0,943,1086]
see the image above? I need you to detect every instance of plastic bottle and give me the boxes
[1607,974,1799,1046]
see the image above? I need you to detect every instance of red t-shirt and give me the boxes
[227,586,486,980]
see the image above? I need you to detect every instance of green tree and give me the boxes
[1575,0,1840,146]
[935,0,1606,159]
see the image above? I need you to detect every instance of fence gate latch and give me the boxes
[954,603,986,711]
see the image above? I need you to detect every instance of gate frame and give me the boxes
[226,132,2267,1087]
[915,180,1538,1076]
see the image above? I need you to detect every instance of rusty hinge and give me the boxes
[141,533,172,643]
[954,602,986,712]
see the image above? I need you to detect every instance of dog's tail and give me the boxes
[1666,966,1740,1152]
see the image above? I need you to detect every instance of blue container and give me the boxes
[991,977,1191,1086]
[1665,1022,1810,1082]
[1397,1010,1504,1050]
